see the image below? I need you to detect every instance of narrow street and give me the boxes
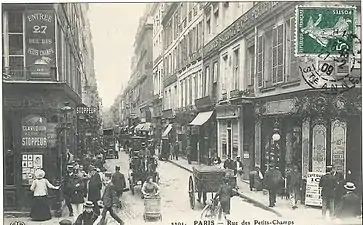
[103,151,279,225]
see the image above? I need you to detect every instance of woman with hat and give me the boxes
[335,182,362,219]
[74,201,99,225]
[30,169,60,221]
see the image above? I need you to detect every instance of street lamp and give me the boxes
[60,102,73,177]
[271,119,281,168]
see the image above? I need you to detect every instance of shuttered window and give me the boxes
[257,35,264,87]
[272,24,284,83]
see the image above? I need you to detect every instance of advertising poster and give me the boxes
[305,172,325,207]
[25,10,56,79]
[33,154,43,169]
[21,115,47,148]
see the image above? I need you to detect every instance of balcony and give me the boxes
[230,89,254,99]
[195,95,216,111]
[2,67,57,82]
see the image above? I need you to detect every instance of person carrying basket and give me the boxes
[141,176,160,198]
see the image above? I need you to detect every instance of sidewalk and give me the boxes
[166,157,361,224]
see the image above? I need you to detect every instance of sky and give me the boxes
[88,3,146,109]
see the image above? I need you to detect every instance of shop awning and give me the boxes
[189,111,214,126]
[162,124,173,139]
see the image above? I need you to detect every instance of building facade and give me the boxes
[203,1,362,185]
[2,3,98,212]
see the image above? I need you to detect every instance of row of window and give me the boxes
[2,8,86,97]
[164,20,203,77]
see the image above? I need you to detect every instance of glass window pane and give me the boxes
[8,11,23,33]
[9,34,23,55]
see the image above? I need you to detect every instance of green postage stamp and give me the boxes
[295,5,357,56]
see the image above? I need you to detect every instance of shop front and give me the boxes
[3,83,80,212]
[254,89,362,196]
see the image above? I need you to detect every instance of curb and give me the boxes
[167,159,283,217]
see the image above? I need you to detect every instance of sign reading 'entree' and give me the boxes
[25,10,56,79]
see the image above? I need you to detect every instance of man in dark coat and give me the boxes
[112,166,126,207]
[69,172,87,221]
[98,172,124,225]
[332,166,346,212]
[63,165,74,216]
[214,177,238,220]
[223,155,234,170]
[287,165,302,209]
[319,166,337,218]
[74,201,99,225]
[335,182,362,219]
[87,166,102,215]
[186,144,192,164]
[264,165,283,207]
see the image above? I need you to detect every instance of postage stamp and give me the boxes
[296,5,361,94]
[295,5,357,56]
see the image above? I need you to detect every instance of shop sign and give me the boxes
[204,2,282,57]
[21,115,47,148]
[77,107,97,114]
[305,172,324,206]
[25,10,56,79]
[331,119,347,175]
[263,98,298,115]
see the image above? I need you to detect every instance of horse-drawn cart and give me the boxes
[188,165,236,209]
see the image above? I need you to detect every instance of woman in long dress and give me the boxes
[30,169,59,221]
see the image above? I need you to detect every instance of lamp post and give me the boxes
[60,102,73,178]
[271,119,281,169]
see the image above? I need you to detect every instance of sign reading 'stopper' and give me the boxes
[25,10,56,79]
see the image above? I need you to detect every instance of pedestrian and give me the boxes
[30,169,60,221]
[319,165,338,219]
[286,165,302,209]
[214,176,238,221]
[335,182,362,219]
[112,166,126,207]
[170,143,174,160]
[235,156,243,182]
[74,201,99,225]
[264,164,283,207]
[141,176,160,198]
[186,144,192,164]
[64,165,75,216]
[66,148,74,164]
[98,172,124,225]
[69,171,87,222]
[174,141,180,160]
[332,166,346,212]
[223,155,234,170]
[88,165,102,216]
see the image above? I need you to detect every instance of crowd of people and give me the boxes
[29,148,128,225]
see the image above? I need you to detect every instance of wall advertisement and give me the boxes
[25,10,56,79]
[305,172,324,207]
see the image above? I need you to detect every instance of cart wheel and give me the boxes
[188,176,195,209]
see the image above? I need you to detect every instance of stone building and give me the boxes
[2,3,98,212]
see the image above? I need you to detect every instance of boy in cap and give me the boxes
[74,201,99,225]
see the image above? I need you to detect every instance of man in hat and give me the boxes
[234,156,243,184]
[112,166,126,206]
[264,164,283,207]
[87,165,102,215]
[319,165,338,218]
[63,164,74,216]
[335,182,362,219]
[74,201,99,225]
[214,176,238,220]
[223,155,234,170]
[98,172,124,225]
